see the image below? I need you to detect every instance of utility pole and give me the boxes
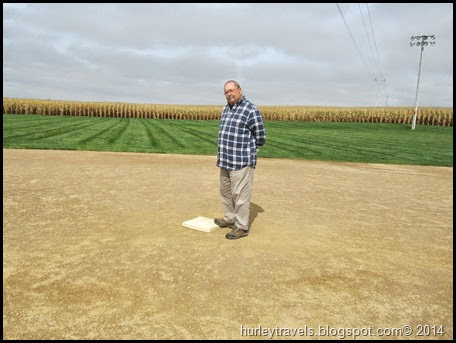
[410,35,436,130]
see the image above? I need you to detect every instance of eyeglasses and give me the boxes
[224,87,239,95]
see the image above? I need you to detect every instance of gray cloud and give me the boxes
[3,3,453,107]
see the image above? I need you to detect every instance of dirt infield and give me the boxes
[3,148,453,340]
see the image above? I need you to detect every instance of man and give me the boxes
[214,80,266,240]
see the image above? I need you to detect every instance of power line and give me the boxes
[366,3,385,80]
[365,4,388,106]
[358,4,379,78]
[337,3,388,106]
[336,3,376,82]
[357,3,385,83]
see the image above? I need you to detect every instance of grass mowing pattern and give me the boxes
[3,114,453,167]
[262,121,453,166]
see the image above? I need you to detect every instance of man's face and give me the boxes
[224,82,242,106]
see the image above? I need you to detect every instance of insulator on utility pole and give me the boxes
[410,35,436,130]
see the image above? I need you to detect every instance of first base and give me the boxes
[182,216,218,232]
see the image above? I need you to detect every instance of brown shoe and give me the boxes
[226,228,249,240]
[214,218,235,229]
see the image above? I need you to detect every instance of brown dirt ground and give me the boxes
[3,148,453,340]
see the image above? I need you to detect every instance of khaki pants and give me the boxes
[219,166,254,231]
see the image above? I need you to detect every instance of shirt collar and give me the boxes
[228,96,246,109]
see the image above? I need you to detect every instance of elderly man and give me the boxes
[214,80,266,239]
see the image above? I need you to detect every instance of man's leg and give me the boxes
[219,167,236,224]
[230,166,254,231]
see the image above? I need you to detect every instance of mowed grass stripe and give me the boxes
[2,120,61,139]
[3,114,452,166]
[77,118,153,152]
[39,117,110,143]
[137,119,218,154]
[263,121,452,165]
[2,114,64,131]
[139,119,182,151]
[3,116,107,142]
[78,118,126,146]
[266,128,393,159]
[176,123,218,143]
[263,139,328,158]
[142,119,186,149]
[263,121,362,159]
[169,121,218,153]
[108,119,150,151]
[107,118,130,144]
[2,115,75,139]
[138,118,164,151]
[277,123,385,162]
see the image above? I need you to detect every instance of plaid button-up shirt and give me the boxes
[217,96,266,171]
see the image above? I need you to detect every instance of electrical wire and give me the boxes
[337,3,389,106]
[366,3,385,81]
[336,3,377,82]
[358,4,383,80]
[365,3,388,105]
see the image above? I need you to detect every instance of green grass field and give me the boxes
[2,114,453,167]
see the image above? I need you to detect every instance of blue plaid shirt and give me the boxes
[217,96,266,170]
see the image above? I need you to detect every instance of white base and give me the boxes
[182,216,219,232]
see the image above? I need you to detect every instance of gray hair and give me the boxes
[224,80,241,89]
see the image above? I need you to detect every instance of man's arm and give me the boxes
[249,109,266,147]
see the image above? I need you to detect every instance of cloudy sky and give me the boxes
[3,3,453,107]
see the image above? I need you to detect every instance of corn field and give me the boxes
[2,97,453,126]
